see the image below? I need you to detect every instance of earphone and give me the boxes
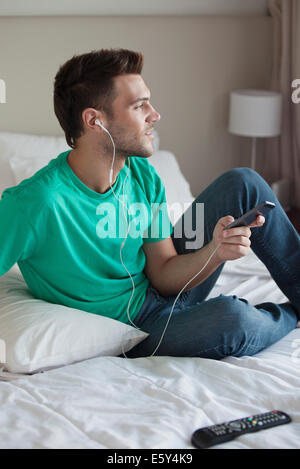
[95,119,115,185]
[95,118,221,357]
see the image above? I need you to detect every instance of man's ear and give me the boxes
[81,108,106,131]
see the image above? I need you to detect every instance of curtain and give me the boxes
[263,0,300,209]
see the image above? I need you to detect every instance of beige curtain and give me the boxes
[263,0,300,209]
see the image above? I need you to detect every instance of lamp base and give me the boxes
[250,137,257,170]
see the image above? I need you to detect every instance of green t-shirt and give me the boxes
[0,150,173,324]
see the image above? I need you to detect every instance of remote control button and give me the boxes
[228,421,245,431]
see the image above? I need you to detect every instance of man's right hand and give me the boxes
[211,214,264,263]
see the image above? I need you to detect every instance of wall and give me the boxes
[0,15,272,196]
[0,0,269,16]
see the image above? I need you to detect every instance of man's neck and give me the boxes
[67,147,126,194]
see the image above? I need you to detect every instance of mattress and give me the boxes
[0,250,299,449]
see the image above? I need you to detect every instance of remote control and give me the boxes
[191,410,291,449]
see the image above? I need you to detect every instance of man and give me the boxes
[0,48,299,359]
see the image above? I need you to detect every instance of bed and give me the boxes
[0,131,299,449]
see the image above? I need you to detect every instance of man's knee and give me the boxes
[215,167,273,209]
[220,167,264,188]
[209,295,256,356]
[214,295,251,326]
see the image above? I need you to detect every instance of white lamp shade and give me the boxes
[228,89,282,137]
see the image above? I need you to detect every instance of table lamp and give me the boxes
[228,89,282,170]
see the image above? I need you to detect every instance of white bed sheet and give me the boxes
[0,251,299,449]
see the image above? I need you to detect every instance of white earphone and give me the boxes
[95,119,114,184]
[95,118,108,133]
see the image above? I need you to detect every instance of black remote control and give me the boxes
[191,410,291,449]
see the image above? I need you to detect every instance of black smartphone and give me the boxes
[223,201,275,231]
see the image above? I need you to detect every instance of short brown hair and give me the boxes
[53,48,144,149]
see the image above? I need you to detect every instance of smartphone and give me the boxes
[223,201,275,231]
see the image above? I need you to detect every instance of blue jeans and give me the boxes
[125,168,300,359]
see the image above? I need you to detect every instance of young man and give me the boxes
[0,49,299,359]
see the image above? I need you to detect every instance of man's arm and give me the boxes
[0,192,36,277]
[143,236,221,297]
[142,214,265,297]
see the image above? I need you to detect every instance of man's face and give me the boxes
[104,74,160,158]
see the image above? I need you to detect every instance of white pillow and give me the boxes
[148,151,194,224]
[0,130,71,190]
[0,131,70,195]
[0,270,148,374]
